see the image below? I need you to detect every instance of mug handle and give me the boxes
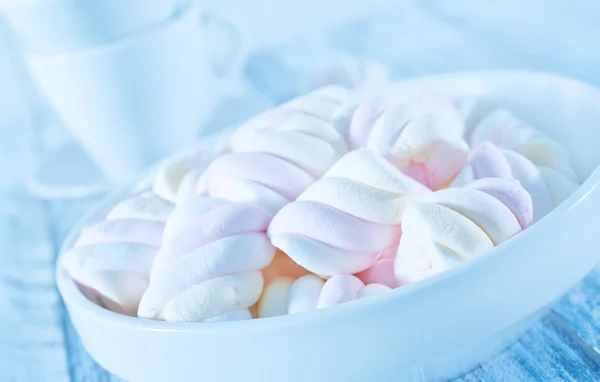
[198,11,245,80]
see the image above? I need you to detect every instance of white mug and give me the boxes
[1,0,183,54]
[25,2,243,183]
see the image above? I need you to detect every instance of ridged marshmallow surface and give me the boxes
[269,148,430,277]
[138,197,276,322]
[206,86,349,213]
[469,109,578,181]
[338,92,469,190]
[152,140,229,203]
[61,192,174,316]
[452,142,579,221]
[395,178,533,284]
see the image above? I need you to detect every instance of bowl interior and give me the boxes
[58,70,600,329]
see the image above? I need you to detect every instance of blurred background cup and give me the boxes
[23,1,243,184]
[1,0,183,55]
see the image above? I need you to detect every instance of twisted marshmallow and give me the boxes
[61,192,174,315]
[257,274,391,318]
[339,92,469,190]
[138,197,275,322]
[395,178,533,284]
[206,86,349,213]
[452,142,579,221]
[469,109,577,181]
[152,138,229,203]
[269,148,430,277]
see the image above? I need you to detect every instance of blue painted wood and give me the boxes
[457,314,600,381]
[47,199,116,382]
[0,192,69,382]
[553,268,600,352]
[456,315,600,381]
[0,119,70,381]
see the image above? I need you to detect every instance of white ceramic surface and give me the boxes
[25,3,232,184]
[1,0,182,54]
[57,71,600,382]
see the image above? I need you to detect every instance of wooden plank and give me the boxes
[0,118,70,381]
[553,268,600,352]
[46,198,121,382]
[0,20,72,378]
[0,20,114,380]
[456,315,600,381]
[0,192,68,382]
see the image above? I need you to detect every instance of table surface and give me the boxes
[2,1,600,381]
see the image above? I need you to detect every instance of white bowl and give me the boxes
[57,71,600,382]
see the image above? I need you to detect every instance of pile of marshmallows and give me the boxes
[62,85,580,322]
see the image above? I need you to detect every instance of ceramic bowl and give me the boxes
[56,71,600,382]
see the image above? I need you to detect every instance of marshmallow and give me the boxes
[257,274,391,318]
[358,283,393,299]
[317,274,366,309]
[287,274,326,315]
[152,140,229,203]
[138,197,276,322]
[454,97,496,138]
[269,149,430,276]
[355,246,400,288]
[279,85,350,123]
[254,250,311,318]
[469,109,578,181]
[61,192,174,316]
[452,142,578,221]
[395,178,533,284]
[343,95,399,150]
[207,86,349,213]
[338,92,469,190]
[368,93,469,190]
[257,277,295,318]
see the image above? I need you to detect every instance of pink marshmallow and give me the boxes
[155,203,273,271]
[207,152,315,201]
[269,201,401,253]
[77,219,164,248]
[467,178,534,229]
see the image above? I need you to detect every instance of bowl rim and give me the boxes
[56,69,600,333]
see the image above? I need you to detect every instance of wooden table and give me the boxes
[1,1,600,380]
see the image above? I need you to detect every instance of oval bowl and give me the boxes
[57,70,600,382]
